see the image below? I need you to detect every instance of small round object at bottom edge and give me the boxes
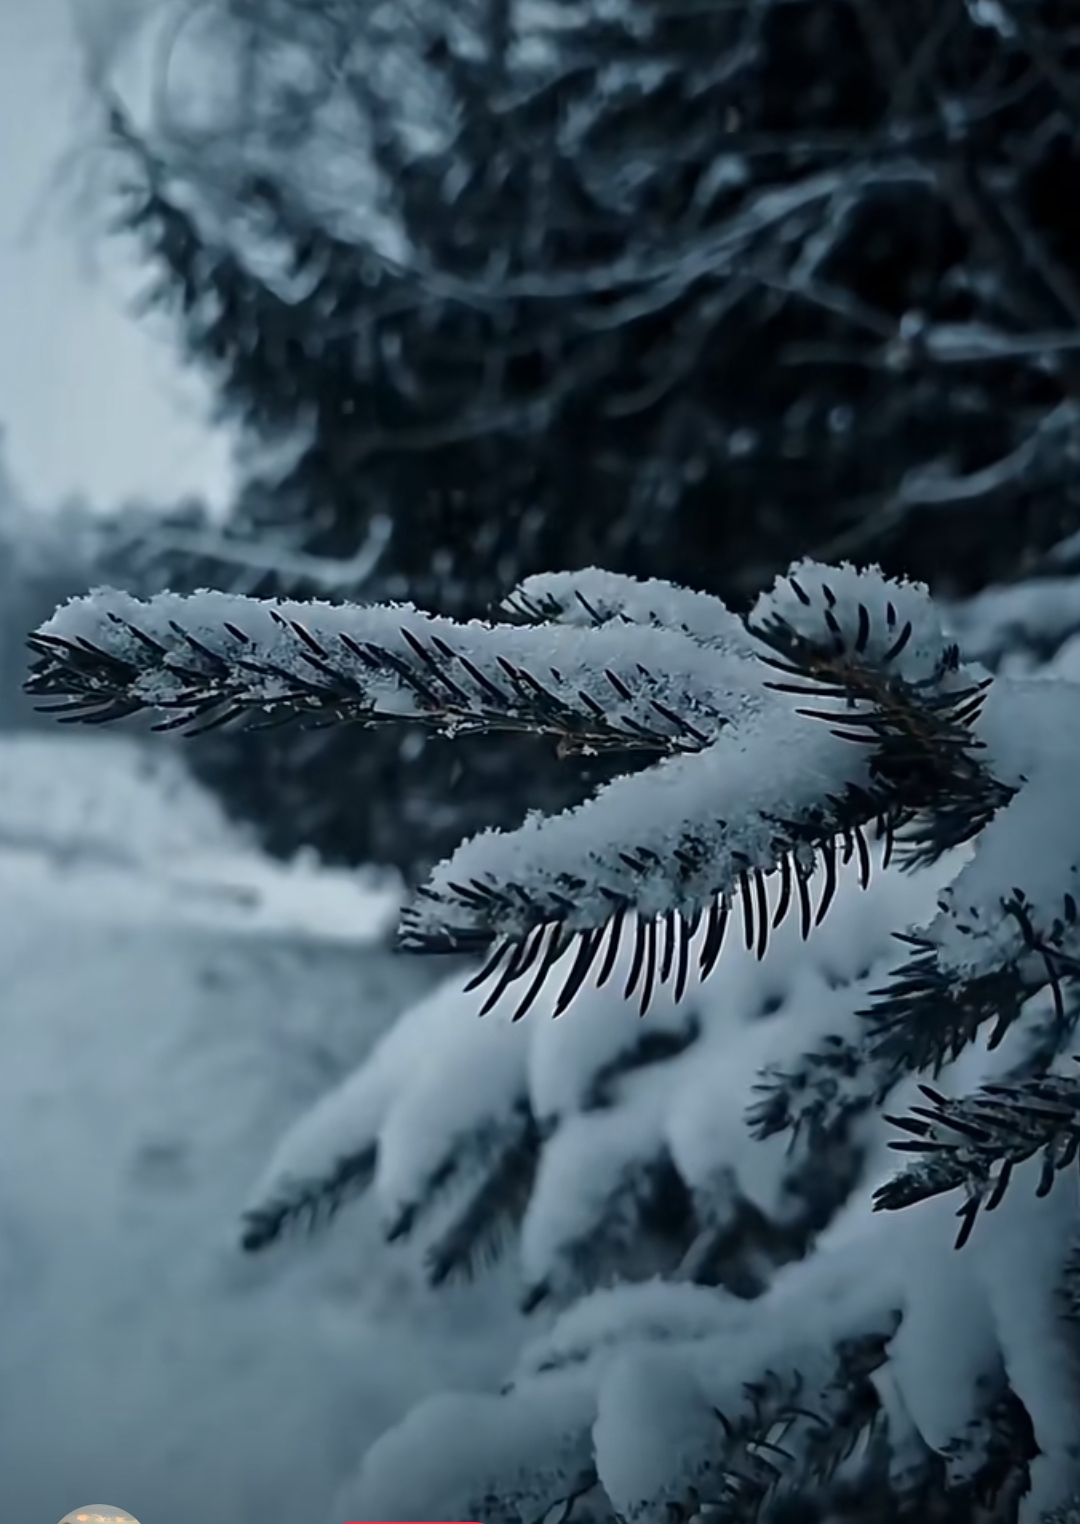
[57,1508,140,1524]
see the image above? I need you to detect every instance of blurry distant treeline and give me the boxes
[0,446,213,730]
[80,0,1080,873]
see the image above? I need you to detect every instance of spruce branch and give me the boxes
[700,1334,888,1523]
[381,1096,538,1252]
[873,1068,1080,1247]
[239,1142,377,1252]
[866,884,1080,1079]
[748,566,1010,863]
[26,564,1013,1027]
[749,1033,877,1146]
[26,588,736,755]
[395,568,986,975]
[423,1107,543,1286]
[862,932,1037,1079]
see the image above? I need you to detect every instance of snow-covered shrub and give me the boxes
[26,562,1080,1522]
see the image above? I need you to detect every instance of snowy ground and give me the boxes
[0,735,524,1524]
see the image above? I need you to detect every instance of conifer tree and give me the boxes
[25,558,1080,1522]
[106,0,1080,875]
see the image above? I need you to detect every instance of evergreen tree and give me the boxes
[26,558,1080,1522]
[0,445,131,731]
[106,0,1080,876]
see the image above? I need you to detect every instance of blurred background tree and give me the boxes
[98,0,1080,877]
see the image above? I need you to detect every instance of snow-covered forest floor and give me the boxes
[0,734,525,1524]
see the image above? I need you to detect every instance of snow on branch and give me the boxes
[866,698,1080,1076]
[28,564,1015,1032]
[519,1111,688,1311]
[239,974,463,1251]
[874,1069,1080,1247]
[591,1232,904,1524]
[368,999,545,1286]
[401,705,888,976]
[500,568,755,652]
[402,587,995,1008]
[420,1112,542,1288]
[749,561,1007,865]
[334,1379,600,1524]
[27,586,741,753]
[240,973,549,1280]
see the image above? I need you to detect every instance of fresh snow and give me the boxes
[41,584,751,746]
[373,988,532,1234]
[419,703,872,942]
[244,972,465,1227]
[22,560,1080,1523]
[0,733,525,1524]
[928,676,1080,978]
[592,1344,726,1522]
[520,1084,679,1302]
[525,954,700,1123]
[971,1144,1080,1520]
[501,567,756,652]
[305,825,1080,1519]
[754,558,962,686]
[0,733,399,941]
[512,1278,742,1381]
[886,1196,1001,1454]
[330,1377,598,1524]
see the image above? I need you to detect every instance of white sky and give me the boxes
[0,0,236,512]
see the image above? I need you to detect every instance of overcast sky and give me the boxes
[0,0,235,512]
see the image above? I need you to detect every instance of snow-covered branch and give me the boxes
[867,685,1080,1073]
[27,564,1012,1028]
[401,565,999,1002]
[27,585,741,753]
[875,1070,1080,1246]
[499,568,756,652]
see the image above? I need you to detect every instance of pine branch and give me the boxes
[873,1068,1080,1247]
[749,1034,879,1146]
[867,885,1080,1079]
[26,565,1019,1031]
[747,563,1010,862]
[423,1109,543,1286]
[401,746,896,995]
[521,1148,693,1312]
[701,1334,888,1523]
[26,588,736,754]
[383,1098,537,1249]
[239,1142,377,1252]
